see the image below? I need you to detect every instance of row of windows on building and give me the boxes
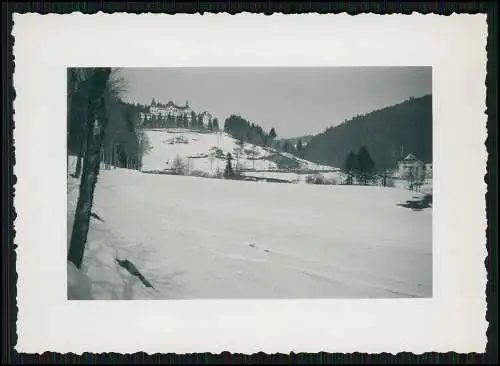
[140,100,214,125]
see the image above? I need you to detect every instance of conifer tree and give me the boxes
[167,114,174,127]
[342,151,358,185]
[176,114,183,127]
[224,152,234,178]
[267,127,277,149]
[191,111,197,128]
[357,146,375,185]
[296,139,303,152]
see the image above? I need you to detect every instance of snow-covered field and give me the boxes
[392,177,433,195]
[141,128,336,174]
[67,161,432,300]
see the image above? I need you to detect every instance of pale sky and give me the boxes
[120,67,432,139]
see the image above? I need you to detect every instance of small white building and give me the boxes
[398,153,426,181]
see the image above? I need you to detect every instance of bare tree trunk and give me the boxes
[73,100,89,178]
[106,149,111,170]
[113,144,118,169]
[68,95,109,269]
[103,150,108,170]
[73,138,86,178]
[137,132,143,171]
[74,155,82,177]
[100,149,105,170]
[68,68,111,269]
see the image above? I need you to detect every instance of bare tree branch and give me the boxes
[108,67,129,101]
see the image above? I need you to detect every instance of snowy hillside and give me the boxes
[279,151,335,171]
[67,161,432,300]
[141,128,336,175]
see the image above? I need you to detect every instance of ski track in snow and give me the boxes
[68,160,432,300]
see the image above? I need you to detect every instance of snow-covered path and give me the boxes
[68,168,432,299]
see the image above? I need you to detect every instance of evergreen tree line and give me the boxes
[223,115,277,148]
[142,111,219,131]
[342,146,376,185]
[275,138,306,158]
[67,69,150,176]
[298,95,433,170]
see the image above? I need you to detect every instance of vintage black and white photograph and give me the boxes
[66,67,433,300]
[12,9,489,354]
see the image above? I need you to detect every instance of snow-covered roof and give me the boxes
[150,101,189,110]
[398,153,425,165]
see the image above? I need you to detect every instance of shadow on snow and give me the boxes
[397,194,432,211]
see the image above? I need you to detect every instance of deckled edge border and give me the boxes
[2,1,497,364]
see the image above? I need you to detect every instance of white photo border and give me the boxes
[12,13,488,354]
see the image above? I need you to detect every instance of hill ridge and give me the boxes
[301,94,433,170]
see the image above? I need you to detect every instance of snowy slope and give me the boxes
[67,165,432,300]
[142,128,277,174]
[141,128,337,174]
[279,152,337,171]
